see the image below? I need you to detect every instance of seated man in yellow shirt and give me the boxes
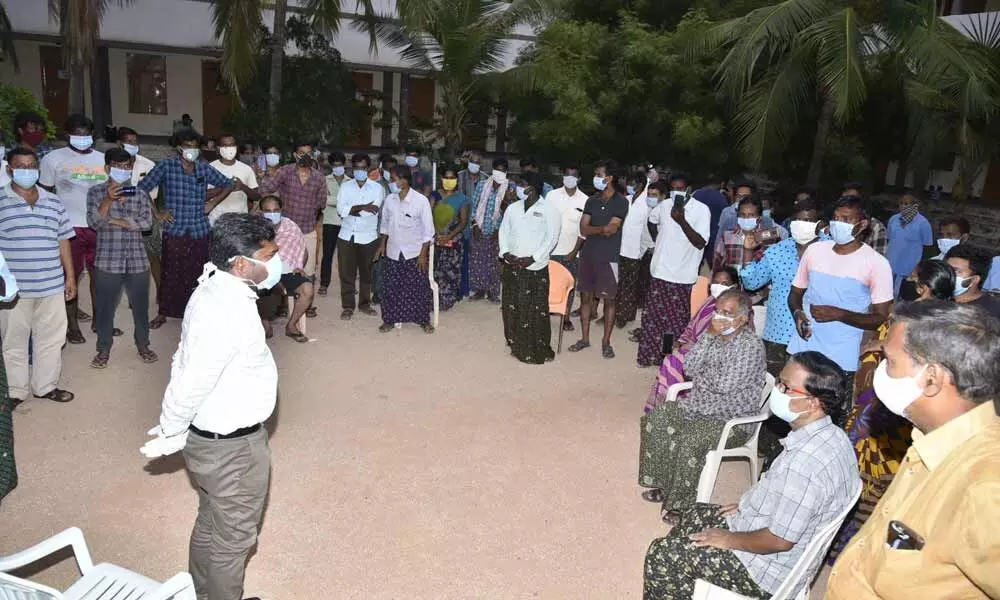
[826,300,1000,599]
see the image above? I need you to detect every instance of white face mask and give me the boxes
[872,359,926,418]
[122,143,140,157]
[467,162,481,174]
[262,212,281,225]
[709,283,731,298]
[516,186,528,201]
[331,166,345,177]
[265,153,281,167]
[593,176,608,192]
[181,148,200,163]
[404,156,419,168]
[239,254,283,290]
[563,175,578,190]
[491,169,507,185]
[712,313,740,336]
[69,135,93,151]
[219,146,238,161]
[936,238,960,256]
[828,220,857,245]
[790,220,819,245]
[769,387,808,423]
[108,167,132,184]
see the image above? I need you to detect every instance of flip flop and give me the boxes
[378,323,395,333]
[641,489,664,503]
[305,307,318,318]
[90,352,110,369]
[91,326,124,337]
[149,315,167,329]
[34,388,74,403]
[66,330,86,344]
[567,340,590,353]
[318,287,328,296]
[76,308,91,322]
[138,347,159,363]
[285,331,309,343]
[602,344,616,359]
[421,323,435,334]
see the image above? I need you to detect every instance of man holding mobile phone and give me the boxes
[712,191,786,272]
[827,301,1000,599]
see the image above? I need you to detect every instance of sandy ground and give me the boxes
[0,276,828,599]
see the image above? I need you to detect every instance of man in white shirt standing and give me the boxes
[616,171,653,330]
[498,172,561,364]
[141,212,279,600]
[374,167,435,333]
[207,134,261,224]
[336,153,384,320]
[637,179,710,367]
[546,166,588,331]
[319,151,347,296]
[38,113,106,345]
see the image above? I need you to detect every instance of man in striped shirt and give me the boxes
[0,147,77,404]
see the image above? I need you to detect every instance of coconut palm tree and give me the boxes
[47,0,135,115]
[210,0,378,121]
[698,0,1000,187]
[373,0,555,155]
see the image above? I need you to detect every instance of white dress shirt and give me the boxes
[498,197,561,271]
[547,186,588,255]
[337,178,385,244]
[620,191,650,260]
[379,188,434,260]
[648,197,711,284]
[159,264,278,436]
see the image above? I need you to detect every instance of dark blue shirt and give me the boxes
[694,186,729,254]
[138,158,233,238]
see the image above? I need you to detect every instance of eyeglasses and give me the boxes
[734,193,751,201]
[776,381,809,396]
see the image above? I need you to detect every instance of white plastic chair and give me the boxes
[691,484,862,600]
[694,372,775,503]
[0,527,195,600]
[428,243,440,328]
[752,305,767,335]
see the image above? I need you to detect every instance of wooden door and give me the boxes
[201,60,231,139]
[39,45,69,128]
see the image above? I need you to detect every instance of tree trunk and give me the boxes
[267,0,288,133]
[893,158,909,189]
[806,96,835,188]
[68,62,86,115]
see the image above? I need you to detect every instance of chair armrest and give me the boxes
[0,527,94,574]
[714,410,770,453]
[665,382,694,403]
[692,579,755,600]
[148,572,196,600]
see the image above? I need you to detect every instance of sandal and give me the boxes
[76,308,91,322]
[661,508,683,527]
[66,330,86,344]
[641,489,664,503]
[91,326,124,337]
[285,330,309,343]
[318,286,328,296]
[421,323,435,334]
[358,305,378,316]
[567,340,590,353]
[602,343,616,359]
[305,306,318,318]
[90,352,110,369]
[138,347,159,363]
[378,323,395,333]
[340,309,354,321]
[562,320,575,332]
[34,388,74,403]
[149,315,167,329]
[628,331,641,343]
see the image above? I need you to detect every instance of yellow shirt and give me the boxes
[825,402,1000,600]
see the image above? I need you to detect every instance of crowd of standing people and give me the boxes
[2,109,1000,600]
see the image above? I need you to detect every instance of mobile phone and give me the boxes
[120,185,137,197]
[671,190,687,211]
[758,229,777,242]
[886,520,925,550]
[661,333,674,357]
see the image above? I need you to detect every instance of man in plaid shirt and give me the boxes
[86,148,156,368]
[257,195,313,342]
[712,191,787,272]
[643,351,860,600]
[137,132,243,328]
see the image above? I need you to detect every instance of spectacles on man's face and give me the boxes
[776,381,810,397]
[734,193,751,202]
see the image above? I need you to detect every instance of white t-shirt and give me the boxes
[620,191,649,260]
[208,159,258,224]
[0,159,8,189]
[131,154,158,201]
[547,186,588,255]
[649,196,711,284]
[39,147,107,228]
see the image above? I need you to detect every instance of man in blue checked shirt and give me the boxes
[138,132,246,329]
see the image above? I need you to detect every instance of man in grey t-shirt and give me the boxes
[568,161,629,359]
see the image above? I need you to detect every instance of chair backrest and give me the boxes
[0,572,63,600]
[743,372,775,448]
[769,484,863,600]
[690,276,709,317]
[752,305,767,335]
[548,260,574,315]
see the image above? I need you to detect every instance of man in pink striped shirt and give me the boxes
[258,194,313,342]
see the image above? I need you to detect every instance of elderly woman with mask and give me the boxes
[638,288,766,518]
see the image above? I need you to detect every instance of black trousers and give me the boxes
[94,269,150,352]
[319,224,341,288]
[337,237,379,310]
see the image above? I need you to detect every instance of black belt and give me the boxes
[188,423,261,440]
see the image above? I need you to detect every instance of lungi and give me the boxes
[469,233,501,300]
[434,242,463,311]
[381,256,432,325]
[637,278,693,367]
[501,265,553,364]
[159,233,210,318]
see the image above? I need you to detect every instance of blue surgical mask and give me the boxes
[404,156,419,168]
[181,148,200,162]
[354,169,367,182]
[953,276,973,297]
[737,217,758,231]
[646,196,658,209]
[762,208,772,220]
[626,185,636,196]
[122,143,139,156]
[829,220,857,245]
[769,387,807,423]
[331,166,345,177]
[69,135,93,151]
[936,238,960,256]
[265,153,281,167]
[12,168,39,189]
[262,212,282,224]
[109,167,132,184]
[389,181,401,194]
[516,186,528,201]
[593,176,608,192]
[467,162,481,174]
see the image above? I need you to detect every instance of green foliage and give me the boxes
[223,16,371,148]
[0,82,56,145]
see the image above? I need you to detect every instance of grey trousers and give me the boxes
[183,427,270,600]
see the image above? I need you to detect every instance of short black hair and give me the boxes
[520,157,539,169]
[6,146,38,164]
[328,151,346,164]
[209,213,276,271]
[175,131,202,146]
[940,215,971,235]
[891,300,1000,406]
[714,266,740,285]
[351,153,370,167]
[263,141,279,151]
[104,147,132,165]
[792,197,818,215]
[737,194,763,215]
[117,126,138,139]
[492,157,509,170]
[563,165,580,175]
[522,171,545,195]
[834,195,868,219]
[63,113,94,133]
[914,259,956,300]
[668,172,688,186]
[13,111,45,140]
[258,194,282,210]
[218,133,237,144]
[392,165,413,184]
[945,243,991,281]
[843,181,864,192]
[789,351,851,424]
[379,153,397,167]
[649,181,670,196]
[293,140,313,151]
[734,179,756,193]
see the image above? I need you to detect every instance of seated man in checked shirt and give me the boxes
[643,351,861,600]
[257,194,313,342]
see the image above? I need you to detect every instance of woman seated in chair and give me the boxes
[639,288,765,517]
[643,351,860,600]
[645,267,740,413]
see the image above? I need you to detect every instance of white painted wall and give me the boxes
[0,40,45,101]
[885,157,990,197]
[107,48,205,136]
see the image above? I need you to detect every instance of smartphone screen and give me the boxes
[661,333,674,357]
[671,191,686,212]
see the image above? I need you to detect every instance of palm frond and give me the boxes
[299,0,342,35]
[802,7,867,122]
[211,0,265,100]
